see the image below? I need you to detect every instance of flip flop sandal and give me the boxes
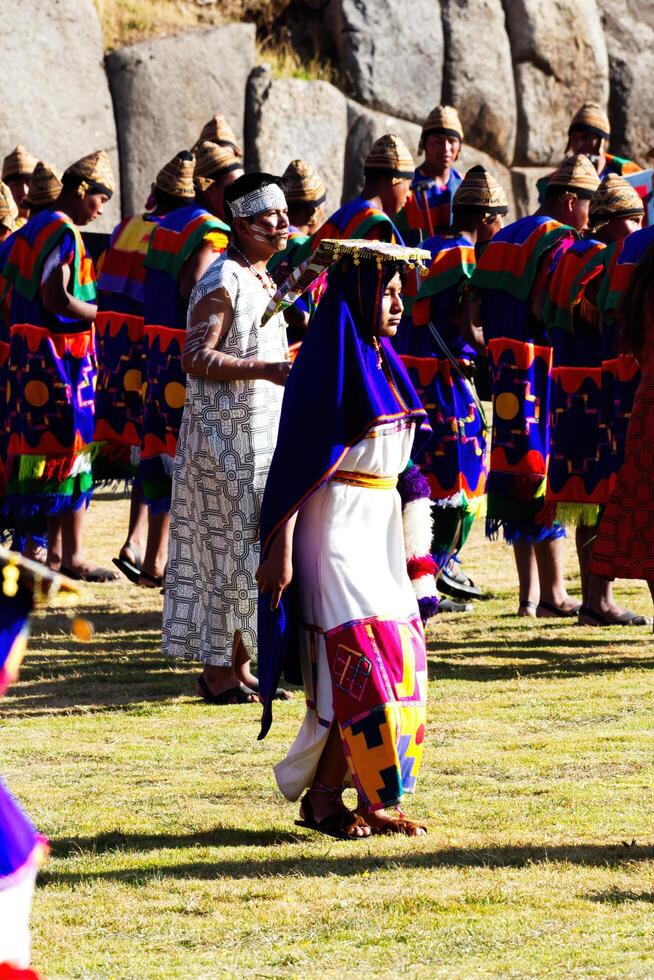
[438,597,473,614]
[438,563,483,601]
[136,569,164,588]
[112,556,142,584]
[297,794,370,840]
[60,564,119,583]
[578,605,650,627]
[197,676,257,704]
[537,599,582,618]
[518,599,538,617]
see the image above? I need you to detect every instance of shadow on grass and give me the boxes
[51,826,303,858]
[587,888,654,904]
[41,839,654,887]
[427,632,654,682]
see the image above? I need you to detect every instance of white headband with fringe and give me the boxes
[230,183,286,219]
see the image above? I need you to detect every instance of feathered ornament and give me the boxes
[397,461,438,623]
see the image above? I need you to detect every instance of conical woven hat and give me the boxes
[2,144,37,181]
[64,149,116,196]
[193,114,242,157]
[24,161,63,207]
[453,165,508,213]
[193,141,242,192]
[548,154,601,196]
[155,151,196,198]
[0,179,19,231]
[364,134,414,179]
[282,159,326,206]
[589,173,644,226]
[568,102,610,140]
[419,105,463,152]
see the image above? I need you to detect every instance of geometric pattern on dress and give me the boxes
[325,613,427,810]
[161,255,288,666]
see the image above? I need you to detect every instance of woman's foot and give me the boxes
[358,806,427,837]
[232,635,293,700]
[518,599,538,618]
[300,789,370,839]
[536,597,582,618]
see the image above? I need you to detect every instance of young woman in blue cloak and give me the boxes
[256,239,433,839]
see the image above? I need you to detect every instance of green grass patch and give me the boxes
[3,493,654,976]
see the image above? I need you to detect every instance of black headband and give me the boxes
[363,166,414,180]
[422,127,462,142]
[568,123,610,140]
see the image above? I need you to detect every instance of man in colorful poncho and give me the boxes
[1,150,118,580]
[135,145,240,587]
[1,145,37,225]
[397,105,464,240]
[543,174,647,626]
[395,165,508,599]
[94,152,203,583]
[537,102,641,201]
[294,134,412,267]
[466,155,600,617]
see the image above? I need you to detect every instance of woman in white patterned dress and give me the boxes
[162,174,292,703]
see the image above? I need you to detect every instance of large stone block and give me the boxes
[325,0,443,124]
[442,0,517,166]
[106,24,255,216]
[0,0,119,230]
[504,0,609,165]
[343,102,421,202]
[245,67,348,216]
[598,0,654,164]
[511,166,554,218]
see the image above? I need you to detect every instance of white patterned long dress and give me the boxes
[162,254,287,665]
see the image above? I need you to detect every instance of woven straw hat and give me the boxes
[589,173,644,227]
[0,179,19,232]
[2,144,38,181]
[64,149,116,196]
[193,141,242,192]
[548,154,601,197]
[23,161,63,208]
[282,160,326,206]
[155,151,196,198]
[453,165,508,214]
[568,102,611,140]
[193,114,242,157]
[364,134,414,179]
[419,105,464,152]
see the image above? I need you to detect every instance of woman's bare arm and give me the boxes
[182,289,291,385]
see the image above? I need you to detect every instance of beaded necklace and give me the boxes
[229,243,277,296]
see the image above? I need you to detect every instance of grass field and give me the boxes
[3,492,654,978]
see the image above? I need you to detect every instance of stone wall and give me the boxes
[2,1,653,229]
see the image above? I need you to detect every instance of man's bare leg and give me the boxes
[534,535,579,615]
[513,538,539,616]
[302,724,370,836]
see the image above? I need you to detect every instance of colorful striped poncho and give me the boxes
[397,166,462,238]
[394,234,486,570]
[470,214,577,541]
[136,205,230,512]
[597,224,654,492]
[0,210,97,522]
[542,237,611,524]
[93,213,162,481]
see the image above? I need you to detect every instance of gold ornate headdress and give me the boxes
[260,239,431,326]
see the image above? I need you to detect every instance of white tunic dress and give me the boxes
[162,255,287,666]
[275,419,426,803]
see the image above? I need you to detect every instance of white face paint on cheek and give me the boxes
[250,219,278,244]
